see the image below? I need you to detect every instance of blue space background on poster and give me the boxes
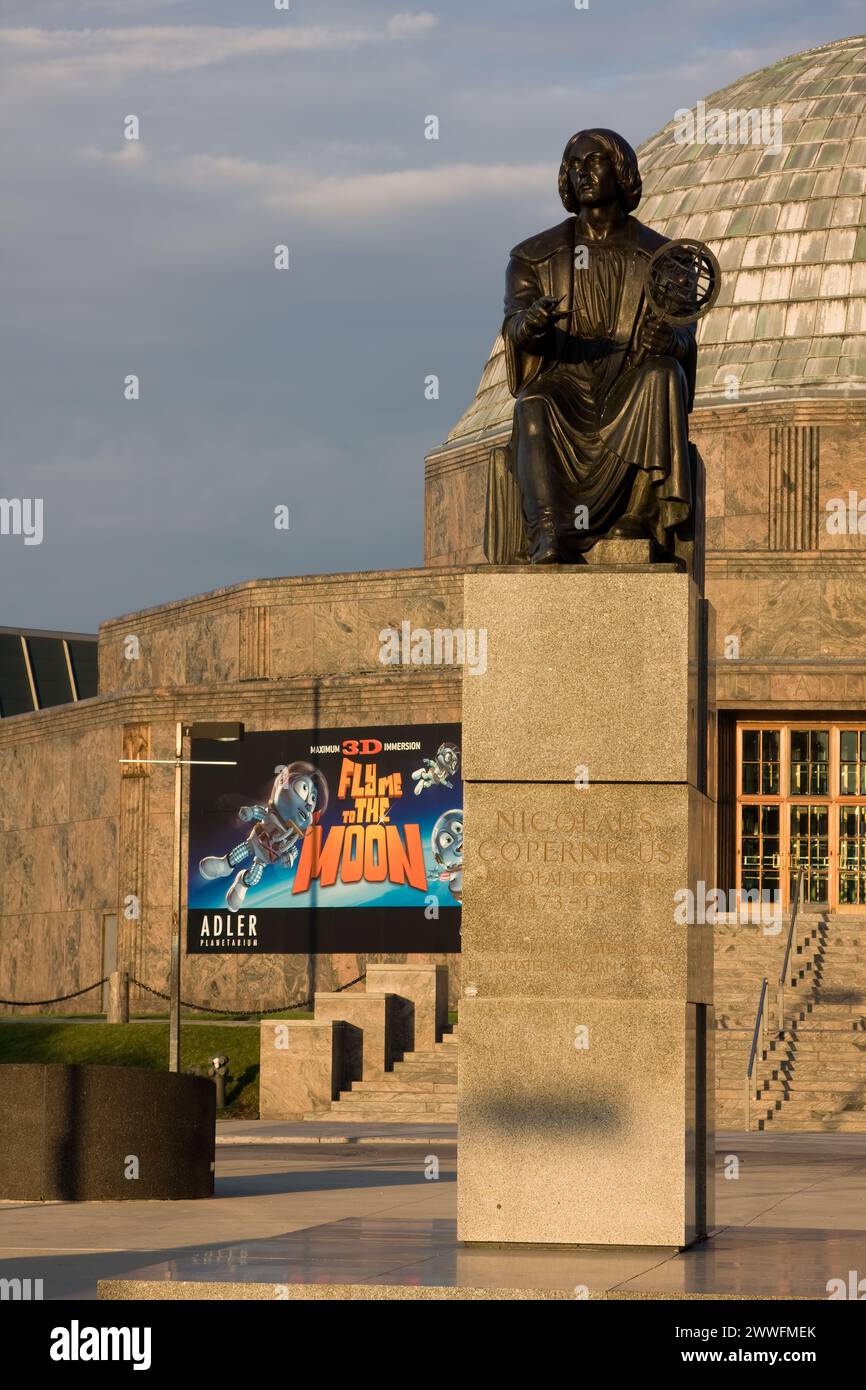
[186,723,462,953]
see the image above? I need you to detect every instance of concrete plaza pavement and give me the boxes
[1,1130,865,1299]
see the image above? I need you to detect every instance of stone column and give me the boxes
[458,568,715,1248]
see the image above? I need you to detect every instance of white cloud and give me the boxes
[0,18,438,81]
[386,12,440,39]
[73,144,550,234]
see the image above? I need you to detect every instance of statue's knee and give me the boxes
[643,355,674,377]
[644,355,685,384]
[516,395,548,439]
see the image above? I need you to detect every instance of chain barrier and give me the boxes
[128,972,367,1018]
[0,978,108,1007]
[0,972,366,1017]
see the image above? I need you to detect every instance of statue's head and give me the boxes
[558,128,641,215]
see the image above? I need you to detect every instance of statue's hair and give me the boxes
[558,128,642,214]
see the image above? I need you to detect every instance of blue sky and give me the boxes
[1,0,863,630]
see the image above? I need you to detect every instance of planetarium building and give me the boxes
[3,35,866,1128]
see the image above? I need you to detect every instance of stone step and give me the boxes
[394,1060,457,1077]
[348,1078,457,1094]
[396,1049,457,1064]
[716,1033,866,1048]
[394,1061,461,1084]
[759,1097,855,1116]
[755,1085,857,1101]
[334,1093,458,1111]
[312,1099,458,1121]
[392,1064,457,1082]
[718,1066,864,1083]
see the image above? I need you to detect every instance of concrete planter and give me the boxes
[0,1064,216,1200]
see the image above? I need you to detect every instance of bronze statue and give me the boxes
[485,129,717,572]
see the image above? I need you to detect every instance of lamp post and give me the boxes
[120,719,244,1072]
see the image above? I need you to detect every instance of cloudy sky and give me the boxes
[1,0,863,630]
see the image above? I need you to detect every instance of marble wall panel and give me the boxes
[724,514,767,550]
[143,809,174,912]
[0,737,71,832]
[696,432,726,519]
[75,724,121,823]
[818,422,866,551]
[183,612,239,685]
[724,427,770,518]
[705,577,759,659]
[268,604,318,679]
[0,826,68,915]
[64,819,116,913]
[311,601,361,677]
[820,576,866,654]
[758,577,821,658]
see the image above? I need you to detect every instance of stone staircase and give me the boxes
[305,1027,458,1123]
[716,914,866,1131]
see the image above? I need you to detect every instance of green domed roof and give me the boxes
[443,33,866,445]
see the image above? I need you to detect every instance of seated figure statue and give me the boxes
[485,127,702,572]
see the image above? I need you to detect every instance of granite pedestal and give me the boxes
[458,568,715,1248]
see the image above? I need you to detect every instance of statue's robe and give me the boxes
[491,213,697,563]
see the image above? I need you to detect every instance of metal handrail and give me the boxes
[744,975,769,1131]
[777,866,806,1033]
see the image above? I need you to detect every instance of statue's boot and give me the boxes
[515,397,568,563]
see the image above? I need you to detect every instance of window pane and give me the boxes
[811,730,829,762]
[67,640,98,699]
[841,730,858,762]
[841,807,859,836]
[742,730,759,761]
[762,805,780,835]
[790,730,809,762]
[26,636,73,709]
[742,763,759,794]
[0,634,34,716]
[762,729,781,761]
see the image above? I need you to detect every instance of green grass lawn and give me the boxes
[0,1022,261,1118]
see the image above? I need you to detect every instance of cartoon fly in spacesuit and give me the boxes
[431,809,463,903]
[199,761,328,911]
[412,742,460,796]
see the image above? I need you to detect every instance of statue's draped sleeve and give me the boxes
[502,254,552,398]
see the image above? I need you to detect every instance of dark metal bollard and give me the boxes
[208,1055,229,1110]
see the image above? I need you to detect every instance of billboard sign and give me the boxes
[187,723,462,953]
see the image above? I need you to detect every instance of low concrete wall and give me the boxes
[0,1064,215,1200]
